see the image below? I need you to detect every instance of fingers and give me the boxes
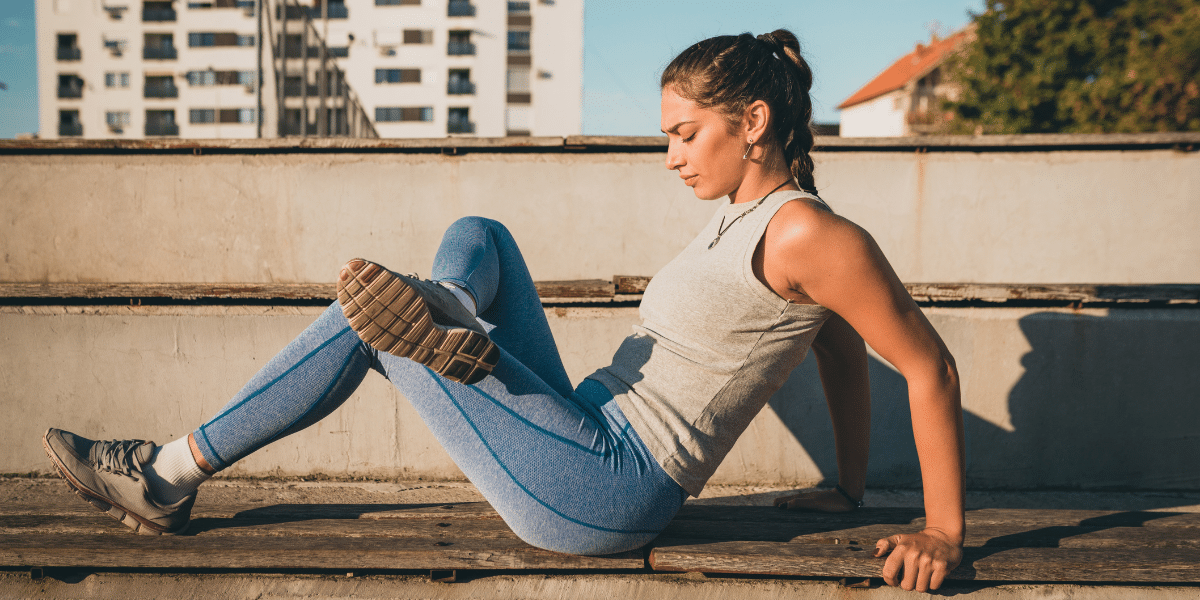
[879,536,903,586]
[930,564,947,591]
[901,547,919,591]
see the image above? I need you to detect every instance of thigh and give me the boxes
[376,351,684,555]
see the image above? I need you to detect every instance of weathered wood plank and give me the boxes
[0,501,502,520]
[0,534,643,570]
[670,506,1200,529]
[658,521,1200,549]
[533,280,614,299]
[2,282,1196,304]
[0,514,523,539]
[649,542,1200,582]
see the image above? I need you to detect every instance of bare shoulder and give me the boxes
[768,198,872,259]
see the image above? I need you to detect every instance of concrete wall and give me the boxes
[4,304,1198,490]
[2,137,1198,491]
[2,141,1198,284]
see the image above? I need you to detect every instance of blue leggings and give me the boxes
[190,217,686,555]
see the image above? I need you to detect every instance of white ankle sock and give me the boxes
[439,281,477,316]
[143,436,211,505]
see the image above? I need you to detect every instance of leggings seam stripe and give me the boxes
[198,326,355,469]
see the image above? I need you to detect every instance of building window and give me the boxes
[448,31,474,56]
[105,72,131,88]
[506,105,531,136]
[448,69,475,95]
[188,32,255,47]
[190,108,256,124]
[448,0,475,17]
[508,2,531,13]
[186,70,256,86]
[190,109,216,124]
[57,74,84,99]
[143,33,177,60]
[56,33,81,61]
[145,109,178,136]
[188,1,257,8]
[106,111,131,132]
[375,106,433,122]
[375,69,420,84]
[58,110,82,137]
[143,1,177,22]
[403,29,433,44]
[506,67,530,93]
[507,30,530,52]
[144,75,179,98]
[448,107,474,134]
[375,0,421,5]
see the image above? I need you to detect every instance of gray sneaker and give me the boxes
[337,258,500,385]
[42,428,194,535]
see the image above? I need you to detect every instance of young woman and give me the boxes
[42,30,964,593]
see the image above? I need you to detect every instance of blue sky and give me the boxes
[0,0,984,138]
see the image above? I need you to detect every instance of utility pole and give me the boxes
[256,0,264,137]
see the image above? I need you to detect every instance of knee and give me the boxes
[449,216,509,237]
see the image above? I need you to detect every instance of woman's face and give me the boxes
[660,86,748,201]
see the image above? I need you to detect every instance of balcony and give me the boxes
[145,122,179,136]
[283,82,322,97]
[57,122,83,137]
[144,83,179,98]
[447,42,476,56]
[56,85,83,99]
[447,80,476,95]
[141,8,176,21]
[448,1,476,17]
[447,119,475,134]
[56,47,81,61]
[143,46,178,60]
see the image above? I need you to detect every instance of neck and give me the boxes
[728,167,798,204]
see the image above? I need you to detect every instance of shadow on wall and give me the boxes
[768,310,1200,491]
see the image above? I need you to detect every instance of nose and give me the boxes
[665,139,684,171]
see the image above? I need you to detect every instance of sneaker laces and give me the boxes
[91,439,148,479]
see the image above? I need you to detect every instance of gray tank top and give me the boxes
[586,190,832,496]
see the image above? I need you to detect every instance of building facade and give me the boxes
[837,29,969,137]
[36,0,583,139]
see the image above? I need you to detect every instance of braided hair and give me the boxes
[661,30,819,195]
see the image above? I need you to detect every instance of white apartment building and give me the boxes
[37,0,583,139]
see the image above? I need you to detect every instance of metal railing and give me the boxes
[448,41,476,55]
[56,47,81,61]
[144,84,179,98]
[142,8,177,22]
[145,122,179,136]
[56,85,83,99]
[269,0,378,138]
[447,80,476,95]
[57,122,83,137]
[447,119,476,134]
[143,46,178,60]
[448,1,476,17]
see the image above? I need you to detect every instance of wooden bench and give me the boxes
[4,496,1200,584]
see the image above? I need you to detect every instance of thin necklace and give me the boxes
[708,180,792,250]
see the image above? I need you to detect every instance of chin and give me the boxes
[691,185,728,201]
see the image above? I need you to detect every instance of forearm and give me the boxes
[907,361,965,543]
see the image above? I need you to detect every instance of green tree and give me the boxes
[948,0,1200,133]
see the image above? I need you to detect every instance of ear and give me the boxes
[742,100,771,143]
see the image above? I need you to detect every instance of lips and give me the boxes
[681,174,698,185]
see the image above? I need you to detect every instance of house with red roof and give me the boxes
[838,29,971,137]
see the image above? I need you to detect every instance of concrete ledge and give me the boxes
[2,132,1198,153]
[4,305,1198,489]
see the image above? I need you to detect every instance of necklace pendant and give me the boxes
[708,236,721,249]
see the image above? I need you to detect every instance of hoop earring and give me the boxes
[742,138,755,160]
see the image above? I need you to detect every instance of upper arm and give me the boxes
[766,203,954,382]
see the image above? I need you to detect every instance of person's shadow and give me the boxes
[768,310,1200,498]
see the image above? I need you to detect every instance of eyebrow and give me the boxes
[661,120,696,135]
